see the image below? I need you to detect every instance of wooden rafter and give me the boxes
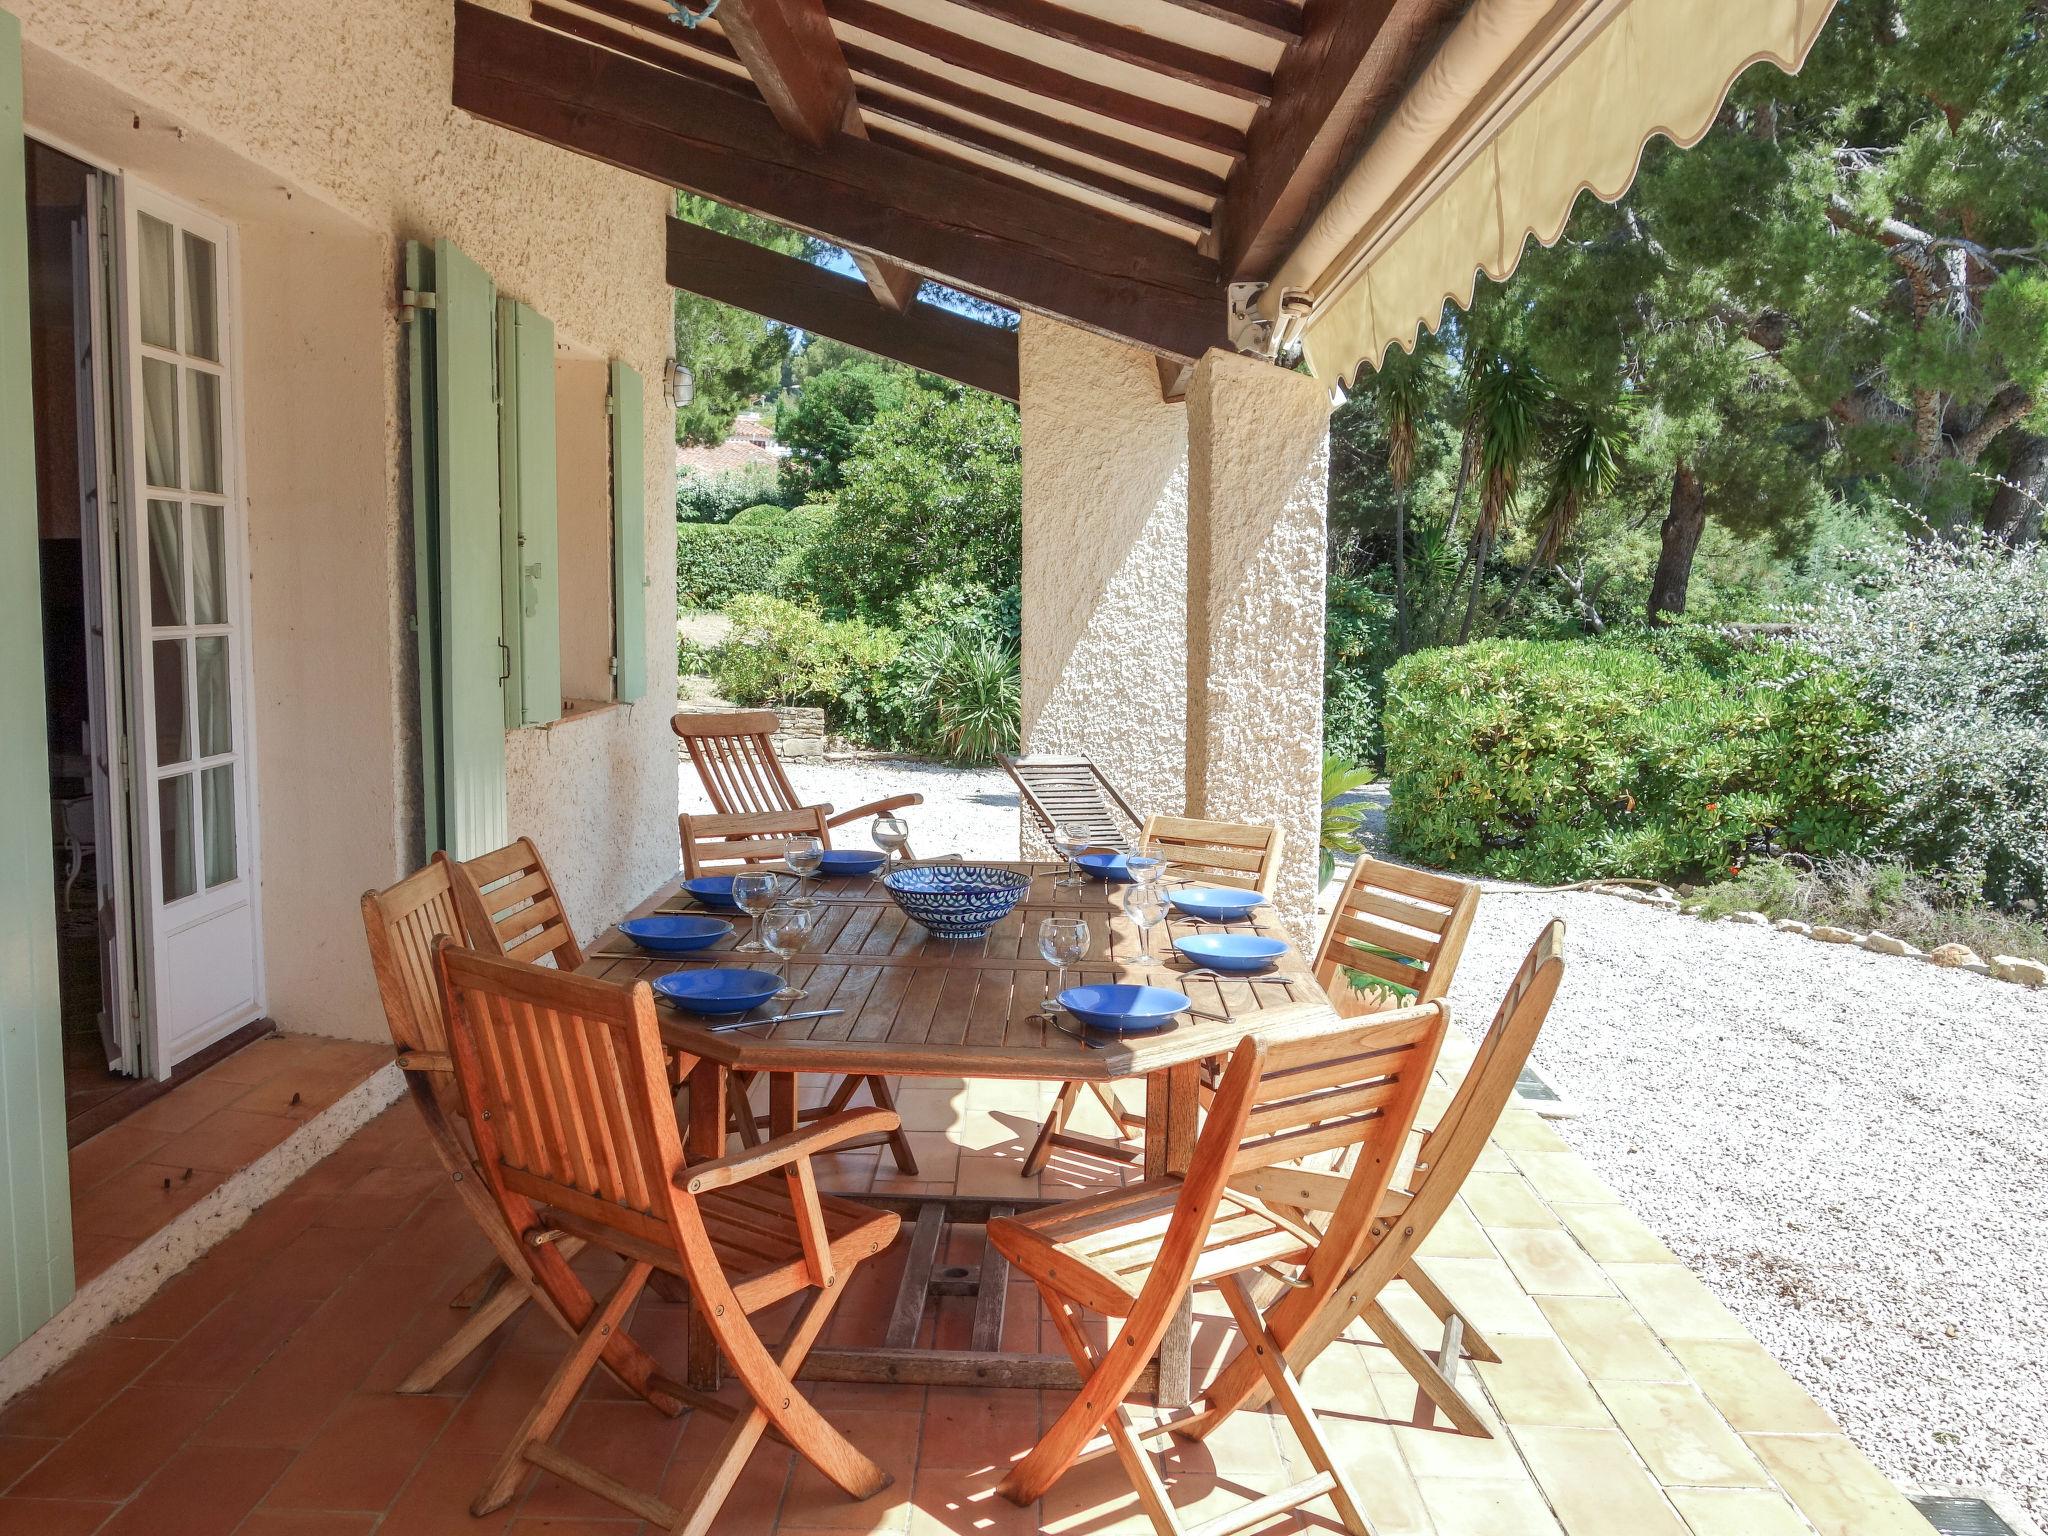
[1153,0,1303,45]
[456,4,1228,359]
[532,2,748,91]
[939,0,1274,105]
[823,0,1247,158]
[1217,0,1465,280]
[666,217,1020,398]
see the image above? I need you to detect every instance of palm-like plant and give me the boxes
[1319,752,1376,887]
[1372,347,1435,655]
[1532,407,1628,565]
[1458,354,1551,642]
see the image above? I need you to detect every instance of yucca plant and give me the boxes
[904,629,1020,764]
[1532,407,1628,566]
[1320,752,1376,887]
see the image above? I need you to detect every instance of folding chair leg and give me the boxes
[1023,1083,1080,1176]
[728,1071,763,1148]
[1358,1299,1490,1439]
[449,1256,513,1310]
[1087,1081,1138,1139]
[398,1274,532,1395]
[670,1282,884,1536]
[862,1077,920,1176]
[1039,1291,1184,1536]
[1401,1261,1500,1364]
[474,1260,656,1515]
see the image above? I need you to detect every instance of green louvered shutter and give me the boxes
[609,360,646,702]
[0,6,77,1354]
[404,239,507,859]
[497,298,561,728]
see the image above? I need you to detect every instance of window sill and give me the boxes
[527,698,624,732]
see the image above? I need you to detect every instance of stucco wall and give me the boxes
[1018,316,1190,848]
[1186,349,1329,935]
[17,0,676,1040]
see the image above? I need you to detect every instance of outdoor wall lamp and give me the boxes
[665,359,696,408]
[666,0,719,26]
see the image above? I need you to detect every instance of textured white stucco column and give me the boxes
[1185,349,1330,936]
[1018,316,1189,850]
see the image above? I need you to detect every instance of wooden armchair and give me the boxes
[437,943,902,1535]
[1314,855,1479,1016]
[1000,754,1142,851]
[673,707,919,832]
[679,805,919,1177]
[992,1003,1451,1535]
[359,860,680,1412]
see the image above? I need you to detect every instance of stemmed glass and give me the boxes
[1038,915,1090,1017]
[1122,881,1169,966]
[1131,842,1167,887]
[785,833,824,899]
[732,870,779,952]
[762,901,815,1002]
[1051,823,1091,888]
[873,815,910,865]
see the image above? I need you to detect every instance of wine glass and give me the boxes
[1050,823,1091,888]
[873,814,910,865]
[762,901,815,1002]
[785,833,824,899]
[731,870,779,952]
[1131,840,1167,886]
[1038,915,1090,1017]
[1123,881,1169,966]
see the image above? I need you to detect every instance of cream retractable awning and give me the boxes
[1263,0,1837,389]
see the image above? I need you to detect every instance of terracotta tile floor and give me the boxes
[64,1036,396,1285]
[1,1046,1933,1536]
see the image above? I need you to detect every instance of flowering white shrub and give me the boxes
[1802,538,2048,911]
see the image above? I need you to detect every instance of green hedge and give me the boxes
[675,507,829,609]
[1383,635,1883,884]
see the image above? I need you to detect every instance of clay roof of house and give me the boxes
[677,412,783,477]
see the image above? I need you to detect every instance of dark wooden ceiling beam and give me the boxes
[455,4,1228,359]
[823,0,1247,159]
[1217,0,1464,281]
[532,2,749,92]
[938,0,1273,105]
[1153,0,1303,45]
[668,216,1019,397]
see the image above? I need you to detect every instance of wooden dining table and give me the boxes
[579,859,1342,1409]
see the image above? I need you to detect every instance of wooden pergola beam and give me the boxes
[454,4,1228,360]
[667,217,1020,398]
[939,0,1273,105]
[1154,0,1303,45]
[1217,0,1464,281]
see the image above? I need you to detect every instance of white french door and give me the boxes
[112,180,261,1074]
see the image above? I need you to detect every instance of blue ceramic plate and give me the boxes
[1168,887,1267,922]
[1075,852,1162,884]
[618,915,733,955]
[819,849,887,877]
[1059,984,1190,1034]
[882,862,1031,939]
[682,875,741,912]
[1173,933,1288,973]
[651,968,780,1017]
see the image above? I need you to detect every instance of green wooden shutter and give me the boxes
[0,5,77,1354]
[609,360,646,702]
[403,238,507,859]
[497,298,561,728]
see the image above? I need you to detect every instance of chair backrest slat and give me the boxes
[673,709,804,820]
[1139,813,1283,896]
[680,805,832,879]
[450,838,586,972]
[361,858,466,1118]
[1000,756,1142,851]
[1313,856,1478,1012]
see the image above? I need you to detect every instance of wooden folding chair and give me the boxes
[1021,813,1285,1177]
[992,1003,1451,1535]
[679,806,920,1176]
[1000,754,1143,851]
[359,861,681,1412]
[438,943,903,1535]
[1202,920,1567,1442]
[1314,855,1479,1016]
[673,707,921,834]
[446,836,585,970]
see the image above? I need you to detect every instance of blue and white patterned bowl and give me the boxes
[882,862,1032,939]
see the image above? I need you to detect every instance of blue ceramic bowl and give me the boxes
[1075,852,1162,884]
[682,875,741,912]
[1173,933,1288,973]
[1059,984,1190,1034]
[882,862,1032,939]
[1168,887,1267,922]
[651,968,780,1017]
[618,915,733,955]
[819,849,887,878]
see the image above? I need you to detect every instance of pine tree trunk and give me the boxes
[1985,431,2047,545]
[1647,461,1707,624]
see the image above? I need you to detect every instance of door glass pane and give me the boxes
[138,213,177,350]
[153,638,190,766]
[143,357,180,487]
[202,765,237,888]
[183,232,219,361]
[195,636,232,757]
[191,505,226,624]
[187,371,222,493]
[148,500,185,625]
[159,774,197,902]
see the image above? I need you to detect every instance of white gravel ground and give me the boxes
[679,757,2048,1516]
